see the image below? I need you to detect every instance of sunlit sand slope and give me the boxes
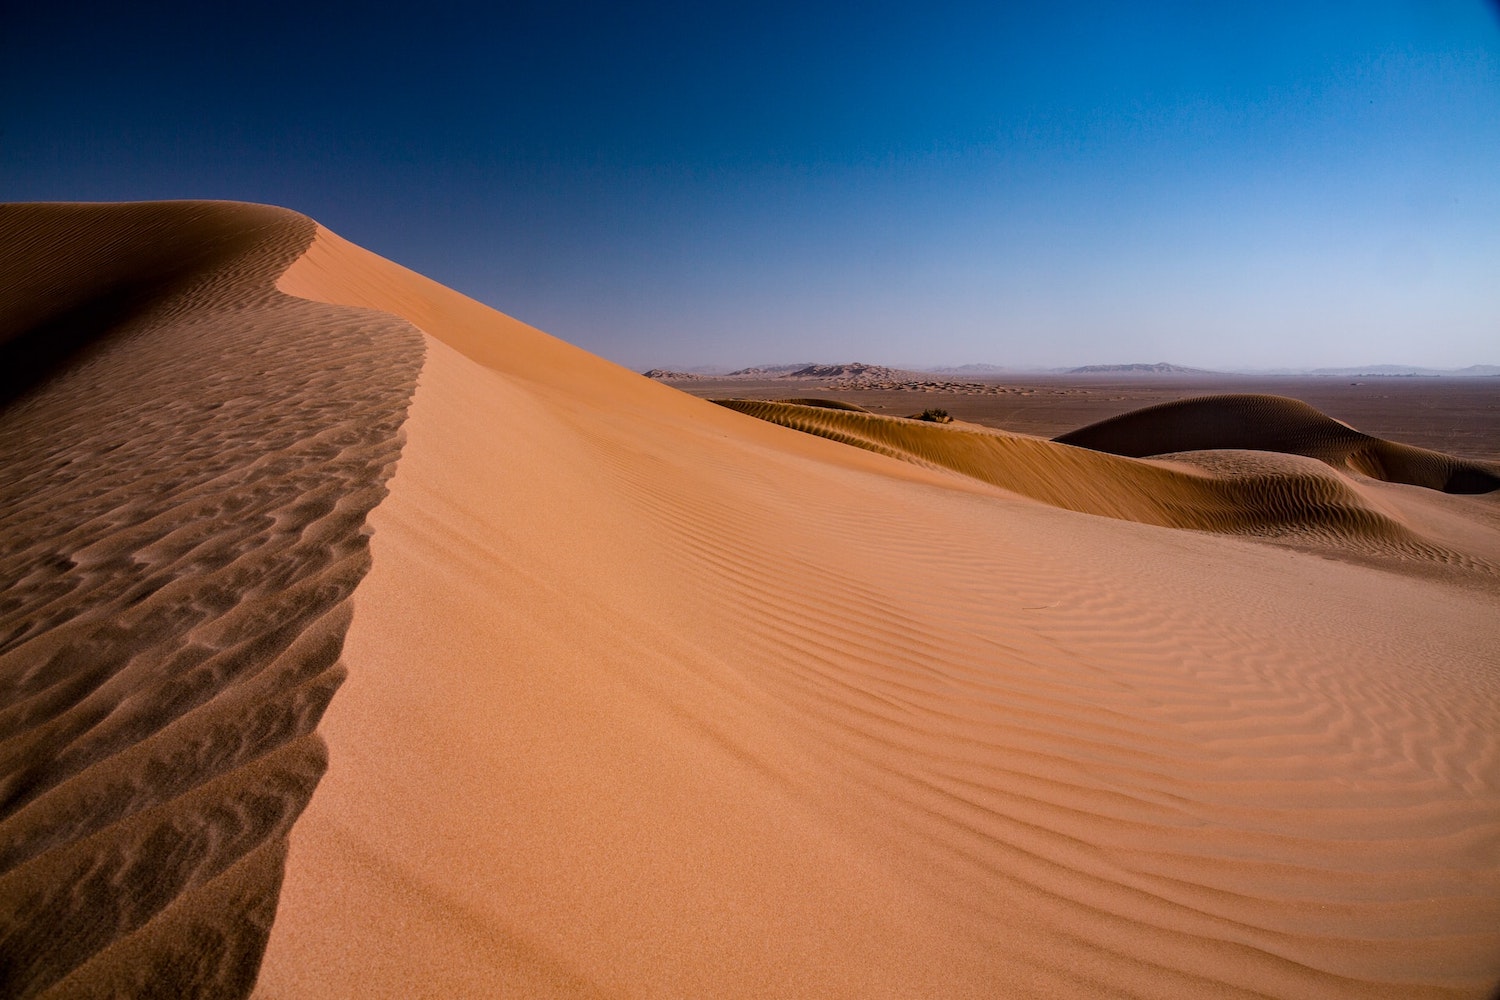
[1054,393,1500,494]
[259,225,1500,998]
[713,398,1500,576]
[0,203,421,998]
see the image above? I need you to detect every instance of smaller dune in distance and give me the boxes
[2,201,1499,1000]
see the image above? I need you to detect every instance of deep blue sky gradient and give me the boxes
[3,1,1497,368]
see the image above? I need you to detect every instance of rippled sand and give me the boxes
[3,203,1497,999]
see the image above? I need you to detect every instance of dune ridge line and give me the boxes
[257,220,1500,996]
[712,398,1500,579]
[0,202,423,998]
[2,204,1497,998]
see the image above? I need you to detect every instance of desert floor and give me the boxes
[670,375,1500,462]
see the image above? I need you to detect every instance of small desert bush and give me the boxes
[916,408,952,423]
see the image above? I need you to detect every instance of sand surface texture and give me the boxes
[1053,394,1500,494]
[714,398,1500,576]
[262,223,1497,997]
[670,375,1500,463]
[0,203,421,997]
[3,204,1498,998]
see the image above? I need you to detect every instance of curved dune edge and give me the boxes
[712,398,1500,577]
[0,203,423,998]
[1054,394,1500,495]
[258,225,1500,997]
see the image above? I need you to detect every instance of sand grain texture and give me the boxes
[0,203,421,997]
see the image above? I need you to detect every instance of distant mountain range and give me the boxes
[920,363,1012,374]
[642,362,1005,392]
[726,363,819,376]
[644,362,928,381]
[645,361,1500,380]
[1064,363,1219,375]
[776,363,927,380]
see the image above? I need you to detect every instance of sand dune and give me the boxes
[712,398,1500,576]
[0,203,421,997]
[775,396,876,412]
[1054,393,1500,494]
[3,203,1499,998]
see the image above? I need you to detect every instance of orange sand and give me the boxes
[0,203,421,997]
[2,205,1497,999]
[262,224,1499,997]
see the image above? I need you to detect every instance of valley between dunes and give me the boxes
[2,202,1497,999]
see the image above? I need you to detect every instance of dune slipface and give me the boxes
[258,223,1499,998]
[0,203,421,997]
[4,204,1500,1000]
[1053,393,1500,495]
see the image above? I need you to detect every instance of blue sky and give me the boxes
[3,1,1497,369]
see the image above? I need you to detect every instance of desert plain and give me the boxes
[2,201,1498,998]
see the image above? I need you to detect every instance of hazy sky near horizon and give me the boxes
[3,1,1497,370]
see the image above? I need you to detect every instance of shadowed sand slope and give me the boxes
[0,203,422,998]
[1054,394,1500,494]
[256,226,1500,997]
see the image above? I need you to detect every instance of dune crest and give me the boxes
[1054,393,1500,494]
[3,205,1498,999]
[712,398,1500,577]
[260,223,1500,997]
[0,203,421,998]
